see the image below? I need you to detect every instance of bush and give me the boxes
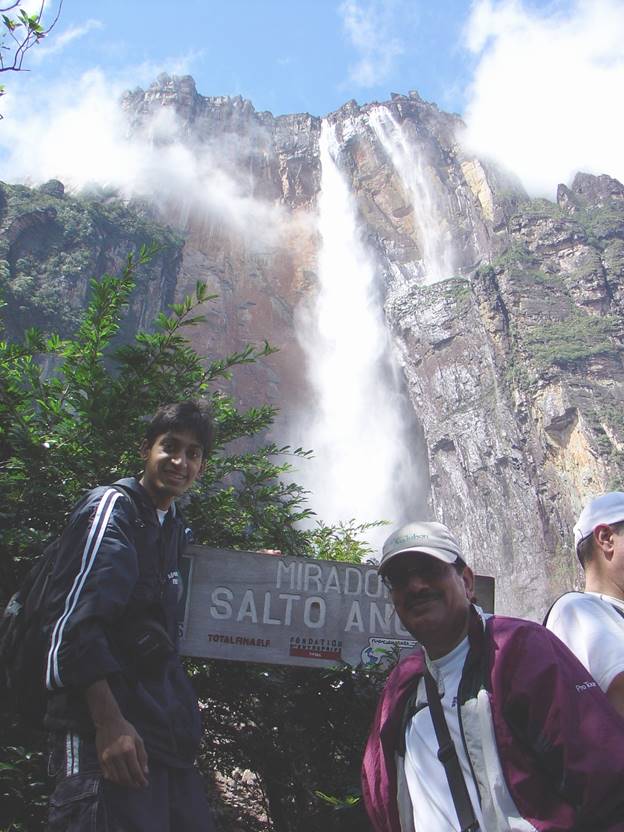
[523,312,619,367]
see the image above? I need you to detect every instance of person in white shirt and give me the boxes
[545,491,624,718]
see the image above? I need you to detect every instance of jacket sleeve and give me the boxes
[498,622,624,829]
[45,487,140,692]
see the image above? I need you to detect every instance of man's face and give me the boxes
[140,429,204,510]
[385,552,474,658]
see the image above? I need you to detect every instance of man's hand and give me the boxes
[86,679,149,788]
[95,715,149,788]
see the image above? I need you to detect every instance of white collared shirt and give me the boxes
[404,636,484,831]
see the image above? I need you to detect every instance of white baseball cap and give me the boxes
[378,521,464,575]
[574,492,624,550]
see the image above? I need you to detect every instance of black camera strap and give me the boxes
[424,670,480,832]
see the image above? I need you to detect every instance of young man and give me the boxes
[362,520,624,832]
[545,491,624,717]
[44,401,216,831]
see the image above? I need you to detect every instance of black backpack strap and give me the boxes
[110,483,140,519]
[611,604,624,621]
[542,591,583,626]
[396,681,429,757]
[424,671,480,832]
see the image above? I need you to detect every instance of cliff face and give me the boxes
[0,180,183,342]
[5,74,624,618]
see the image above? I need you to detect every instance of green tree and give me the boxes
[0,249,381,831]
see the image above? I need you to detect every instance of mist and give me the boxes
[0,69,290,247]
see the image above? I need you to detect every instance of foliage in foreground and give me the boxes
[0,248,382,831]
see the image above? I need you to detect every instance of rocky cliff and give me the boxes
[0,179,183,342]
[4,74,623,618]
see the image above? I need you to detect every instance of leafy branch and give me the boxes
[0,1,62,84]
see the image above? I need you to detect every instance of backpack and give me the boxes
[0,537,61,723]
[0,484,138,725]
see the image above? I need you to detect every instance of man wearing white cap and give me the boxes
[545,491,624,717]
[362,520,624,832]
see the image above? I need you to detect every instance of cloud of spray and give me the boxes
[293,120,417,547]
[463,0,624,197]
[0,68,290,245]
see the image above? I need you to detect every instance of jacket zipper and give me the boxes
[157,513,167,600]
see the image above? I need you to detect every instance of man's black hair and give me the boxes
[144,401,214,457]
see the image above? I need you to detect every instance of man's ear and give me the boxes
[139,439,150,461]
[595,524,615,559]
[461,565,476,601]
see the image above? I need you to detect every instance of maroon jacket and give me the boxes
[362,607,624,831]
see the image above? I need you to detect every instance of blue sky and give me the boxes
[15,0,475,117]
[5,0,624,196]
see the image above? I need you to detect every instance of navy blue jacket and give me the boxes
[44,477,201,768]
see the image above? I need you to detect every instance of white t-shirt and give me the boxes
[546,591,624,692]
[404,637,484,832]
[156,508,168,525]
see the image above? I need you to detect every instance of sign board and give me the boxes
[178,546,495,669]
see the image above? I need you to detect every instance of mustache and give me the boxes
[403,590,443,607]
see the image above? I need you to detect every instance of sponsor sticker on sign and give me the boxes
[289,636,343,661]
[361,637,418,666]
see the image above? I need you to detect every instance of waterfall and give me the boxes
[293,119,419,547]
[368,106,456,284]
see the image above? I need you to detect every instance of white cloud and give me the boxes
[29,18,103,60]
[339,0,404,87]
[17,0,46,15]
[0,67,292,247]
[462,0,624,197]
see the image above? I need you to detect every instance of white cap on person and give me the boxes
[378,521,464,576]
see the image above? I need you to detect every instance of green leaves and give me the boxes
[17,9,45,35]
[0,246,327,583]
[304,519,387,563]
[314,790,361,810]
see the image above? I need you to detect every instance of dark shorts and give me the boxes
[47,732,216,832]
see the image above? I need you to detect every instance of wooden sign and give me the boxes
[178,546,495,669]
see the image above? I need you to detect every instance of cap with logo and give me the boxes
[378,520,464,576]
[574,492,624,551]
